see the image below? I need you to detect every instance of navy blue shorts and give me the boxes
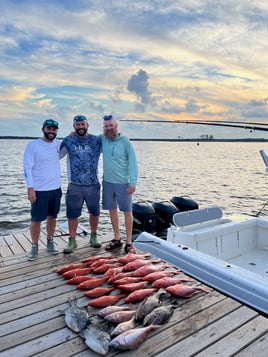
[102,181,132,212]
[66,183,100,218]
[31,188,62,222]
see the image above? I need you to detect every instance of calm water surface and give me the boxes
[1,139,268,236]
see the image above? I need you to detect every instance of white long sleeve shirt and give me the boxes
[23,138,61,191]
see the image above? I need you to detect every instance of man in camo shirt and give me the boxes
[60,114,102,253]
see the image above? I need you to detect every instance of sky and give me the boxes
[1,0,268,139]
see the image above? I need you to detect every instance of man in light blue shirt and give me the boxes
[101,114,138,254]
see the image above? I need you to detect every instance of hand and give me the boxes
[27,188,36,203]
[127,185,136,195]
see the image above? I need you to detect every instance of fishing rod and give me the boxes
[120,119,268,132]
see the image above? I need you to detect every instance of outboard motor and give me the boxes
[170,196,199,211]
[132,201,156,238]
[152,200,179,237]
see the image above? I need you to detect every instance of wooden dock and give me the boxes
[1,227,268,356]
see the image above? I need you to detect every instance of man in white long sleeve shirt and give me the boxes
[23,119,62,261]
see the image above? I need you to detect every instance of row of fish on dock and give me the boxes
[57,252,210,355]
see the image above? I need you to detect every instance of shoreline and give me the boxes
[1,136,268,142]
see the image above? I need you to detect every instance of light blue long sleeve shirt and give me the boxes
[101,134,138,186]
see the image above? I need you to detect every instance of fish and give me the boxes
[88,293,127,307]
[62,267,92,279]
[104,310,136,324]
[98,305,131,318]
[166,284,210,298]
[67,275,94,285]
[152,276,194,288]
[103,266,124,278]
[110,316,136,337]
[84,287,115,298]
[143,270,181,282]
[132,263,170,277]
[113,276,143,285]
[109,324,160,351]
[92,263,121,274]
[90,258,118,268]
[123,258,162,271]
[82,255,115,264]
[143,304,176,325]
[80,324,111,355]
[117,281,148,292]
[77,276,108,290]
[125,288,157,303]
[57,263,89,275]
[135,288,168,322]
[117,252,152,264]
[107,271,133,284]
[59,298,89,333]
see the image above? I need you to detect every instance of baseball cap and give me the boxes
[73,114,87,122]
[42,119,59,129]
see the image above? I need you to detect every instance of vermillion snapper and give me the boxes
[109,325,160,351]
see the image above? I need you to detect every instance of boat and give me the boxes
[132,196,199,238]
[133,206,268,315]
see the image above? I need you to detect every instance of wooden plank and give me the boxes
[1,228,268,357]
[154,306,259,357]
[1,327,82,357]
[197,314,268,356]
[235,331,268,356]
[0,236,12,258]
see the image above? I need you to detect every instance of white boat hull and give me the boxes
[134,216,268,315]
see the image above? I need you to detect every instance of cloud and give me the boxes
[127,69,152,109]
[0,1,268,138]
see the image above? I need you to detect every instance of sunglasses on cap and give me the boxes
[103,115,113,120]
[43,119,59,128]
[73,115,87,122]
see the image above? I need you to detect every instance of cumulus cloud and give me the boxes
[127,69,152,110]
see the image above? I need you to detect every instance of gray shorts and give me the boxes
[66,183,100,218]
[102,181,132,212]
[31,188,62,222]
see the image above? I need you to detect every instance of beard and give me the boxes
[44,132,57,141]
[75,128,87,136]
[104,128,117,139]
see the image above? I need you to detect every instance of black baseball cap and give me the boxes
[42,119,59,129]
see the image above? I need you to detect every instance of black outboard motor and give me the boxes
[170,196,199,211]
[152,200,179,237]
[132,201,156,237]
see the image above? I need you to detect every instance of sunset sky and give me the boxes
[1,0,268,139]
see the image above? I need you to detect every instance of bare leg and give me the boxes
[124,211,133,245]
[46,216,56,239]
[89,214,99,234]
[109,208,120,240]
[30,221,41,244]
[68,218,79,237]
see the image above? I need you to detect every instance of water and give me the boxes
[1,139,268,236]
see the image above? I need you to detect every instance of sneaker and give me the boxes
[90,233,102,248]
[28,243,38,261]
[63,237,77,254]
[47,239,59,255]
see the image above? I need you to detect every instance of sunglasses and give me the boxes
[73,115,87,122]
[103,115,113,120]
[43,119,59,128]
